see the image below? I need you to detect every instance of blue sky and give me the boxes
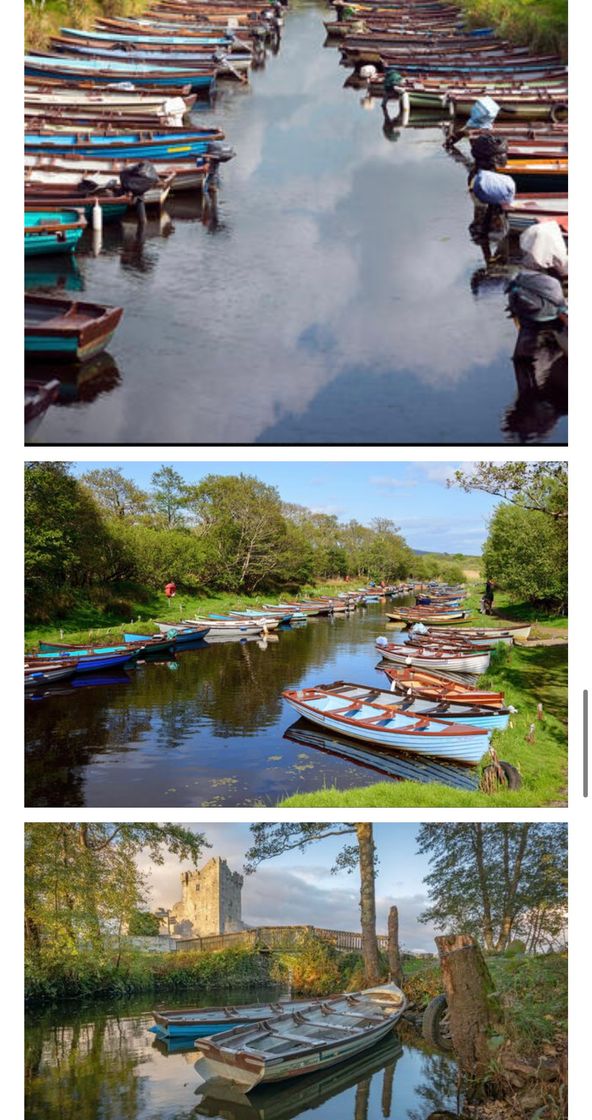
[138,823,439,953]
[73,460,498,553]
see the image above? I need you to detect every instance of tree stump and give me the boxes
[435,934,503,1096]
[387,905,404,988]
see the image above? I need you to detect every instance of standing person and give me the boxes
[482,579,495,615]
[165,580,177,600]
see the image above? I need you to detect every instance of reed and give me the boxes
[25,0,148,49]
[458,0,568,57]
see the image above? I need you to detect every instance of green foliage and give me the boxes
[458,0,567,56]
[25,946,275,1002]
[482,503,567,609]
[25,465,442,624]
[127,910,160,936]
[25,463,114,619]
[25,824,208,994]
[417,824,567,952]
[276,932,344,996]
[402,952,567,1056]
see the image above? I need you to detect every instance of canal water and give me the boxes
[25,601,480,808]
[25,990,459,1120]
[25,2,566,446]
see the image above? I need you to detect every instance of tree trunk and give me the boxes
[496,824,530,951]
[435,934,502,1097]
[387,905,403,987]
[355,823,381,985]
[472,824,495,952]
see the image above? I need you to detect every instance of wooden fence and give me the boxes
[176,924,389,953]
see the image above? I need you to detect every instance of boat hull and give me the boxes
[195,1016,402,1091]
[283,696,489,765]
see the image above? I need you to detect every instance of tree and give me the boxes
[25,462,114,616]
[244,824,382,984]
[150,465,188,529]
[25,824,208,968]
[482,503,567,609]
[127,909,161,936]
[450,462,567,521]
[80,468,149,523]
[417,824,567,953]
[187,474,313,592]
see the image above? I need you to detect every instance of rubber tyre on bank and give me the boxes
[482,760,522,790]
[422,994,453,1051]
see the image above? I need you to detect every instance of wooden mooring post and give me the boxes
[435,934,503,1097]
[387,905,403,988]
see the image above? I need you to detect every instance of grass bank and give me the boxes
[25,1,147,51]
[24,579,359,648]
[279,594,568,809]
[459,0,567,56]
[25,945,280,1003]
[403,951,567,1056]
[25,934,369,1004]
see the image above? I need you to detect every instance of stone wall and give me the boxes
[165,857,246,938]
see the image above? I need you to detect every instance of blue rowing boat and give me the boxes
[52,44,251,68]
[59,27,234,46]
[24,55,216,93]
[151,999,317,1039]
[25,209,86,256]
[27,647,142,673]
[25,129,218,160]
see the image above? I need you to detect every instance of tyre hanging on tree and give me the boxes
[422,993,453,1051]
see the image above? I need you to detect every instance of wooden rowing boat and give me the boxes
[25,208,86,256]
[25,662,77,687]
[25,153,208,194]
[504,192,568,232]
[24,379,60,427]
[24,54,218,93]
[152,998,316,1038]
[25,185,131,223]
[193,983,407,1091]
[26,647,141,672]
[24,88,196,114]
[379,666,506,708]
[25,295,123,361]
[153,622,211,643]
[375,639,490,674]
[293,679,509,732]
[283,682,490,763]
[184,617,265,636]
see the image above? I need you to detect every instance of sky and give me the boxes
[72,460,499,554]
[137,823,438,953]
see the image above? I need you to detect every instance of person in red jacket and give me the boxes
[165,581,177,599]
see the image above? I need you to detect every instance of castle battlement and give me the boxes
[160,857,246,939]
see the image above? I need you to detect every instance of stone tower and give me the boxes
[165,857,245,938]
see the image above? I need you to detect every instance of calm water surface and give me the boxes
[25,602,479,807]
[25,990,459,1120]
[25,3,566,446]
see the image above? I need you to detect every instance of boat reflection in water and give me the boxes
[25,994,459,1120]
[25,253,85,293]
[283,718,479,792]
[25,351,122,409]
[504,331,567,442]
[194,1034,405,1120]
